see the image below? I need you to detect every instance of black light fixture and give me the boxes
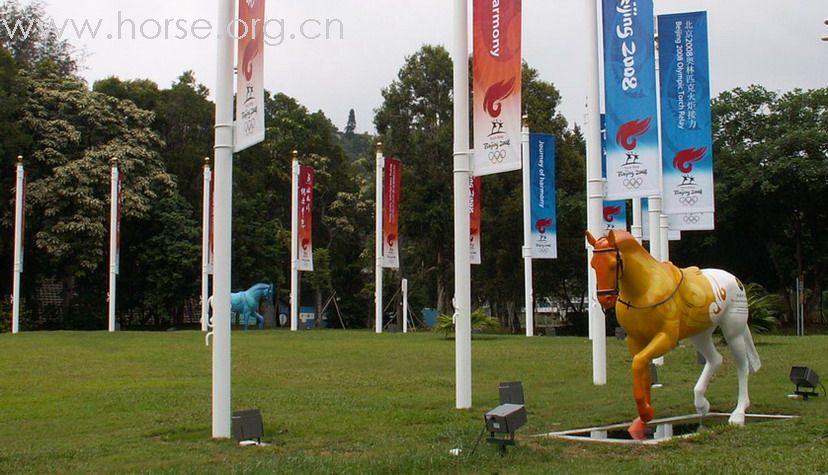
[789,367,823,400]
[484,381,527,454]
[232,409,264,444]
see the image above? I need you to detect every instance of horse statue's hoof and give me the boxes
[628,417,648,440]
[695,399,711,417]
[728,413,745,426]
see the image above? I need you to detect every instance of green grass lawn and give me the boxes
[0,330,826,474]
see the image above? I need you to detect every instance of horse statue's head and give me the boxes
[586,229,636,310]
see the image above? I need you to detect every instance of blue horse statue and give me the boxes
[208,282,274,329]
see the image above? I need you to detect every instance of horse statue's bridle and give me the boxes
[593,245,624,301]
[593,243,685,310]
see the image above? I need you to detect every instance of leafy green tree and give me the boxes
[675,85,827,326]
[375,45,454,315]
[20,64,174,325]
[0,0,76,74]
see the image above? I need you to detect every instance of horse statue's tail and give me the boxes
[744,327,761,374]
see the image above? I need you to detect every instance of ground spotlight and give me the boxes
[232,409,264,444]
[484,381,527,454]
[789,367,823,400]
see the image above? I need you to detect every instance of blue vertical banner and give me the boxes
[602,0,661,199]
[602,200,628,236]
[529,133,557,259]
[658,11,714,215]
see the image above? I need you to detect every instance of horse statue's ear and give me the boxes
[585,230,598,247]
[607,230,617,246]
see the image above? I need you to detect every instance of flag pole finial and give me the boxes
[291,150,299,160]
[376,142,383,153]
[109,157,118,167]
[522,114,529,128]
[16,155,22,165]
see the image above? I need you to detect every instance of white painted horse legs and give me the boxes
[694,270,761,426]
[690,327,721,418]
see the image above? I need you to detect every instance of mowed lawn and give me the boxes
[0,330,826,474]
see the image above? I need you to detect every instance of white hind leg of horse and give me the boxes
[689,326,722,417]
[717,292,752,424]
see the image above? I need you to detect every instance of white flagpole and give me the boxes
[201,157,212,332]
[586,0,607,385]
[290,151,300,332]
[212,0,234,439]
[11,155,24,334]
[402,278,409,333]
[651,212,670,367]
[375,143,385,334]
[453,0,473,409]
[108,158,119,332]
[631,197,643,242]
[648,195,662,261]
[521,117,534,337]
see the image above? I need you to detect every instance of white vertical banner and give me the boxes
[234,0,266,152]
[201,159,212,332]
[469,176,482,265]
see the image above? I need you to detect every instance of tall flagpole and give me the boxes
[631,197,643,242]
[402,278,409,333]
[586,0,607,385]
[108,157,119,332]
[521,117,534,337]
[290,151,300,331]
[201,157,212,332]
[11,155,24,334]
[453,0,473,409]
[212,0,235,439]
[375,143,385,334]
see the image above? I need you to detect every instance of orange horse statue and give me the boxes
[586,230,761,437]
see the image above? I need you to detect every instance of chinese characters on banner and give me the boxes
[529,133,557,259]
[658,11,715,220]
[235,0,266,152]
[601,0,661,199]
[469,176,482,265]
[297,165,314,271]
[382,158,402,268]
[472,0,522,176]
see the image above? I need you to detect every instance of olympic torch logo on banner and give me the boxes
[235,0,266,152]
[382,158,401,269]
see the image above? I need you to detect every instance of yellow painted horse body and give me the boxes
[587,230,761,437]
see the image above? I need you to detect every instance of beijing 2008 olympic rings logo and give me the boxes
[678,196,699,206]
[622,177,644,189]
[683,214,701,225]
[488,150,507,164]
[243,116,257,135]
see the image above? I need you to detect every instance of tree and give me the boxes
[678,85,828,325]
[374,45,454,315]
[20,63,174,325]
[0,0,76,74]
[345,108,356,136]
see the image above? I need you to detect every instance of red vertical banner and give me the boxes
[469,176,482,265]
[382,158,402,269]
[235,0,266,152]
[297,165,315,271]
[116,173,123,274]
[473,0,522,176]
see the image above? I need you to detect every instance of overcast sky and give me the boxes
[42,0,828,134]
